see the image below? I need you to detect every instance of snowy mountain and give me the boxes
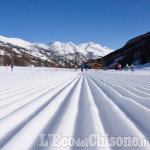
[48,41,112,57]
[0,35,113,67]
[78,42,112,57]
[48,42,81,54]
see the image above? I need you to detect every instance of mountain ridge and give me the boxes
[0,35,113,56]
[0,35,113,67]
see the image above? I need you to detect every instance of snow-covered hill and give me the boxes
[0,35,32,48]
[0,35,113,66]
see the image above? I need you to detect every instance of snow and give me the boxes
[0,67,150,150]
[78,42,114,56]
[0,50,4,55]
[133,63,150,70]
[0,35,113,60]
[0,35,32,48]
[48,41,83,54]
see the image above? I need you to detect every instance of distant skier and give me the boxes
[81,64,84,72]
[11,64,13,72]
[126,63,129,71]
[75,65,78,71]
[131,64,134,71]
[118,63,122,70]
[85,66,88,71]
[55,64,58,71]
[84,64,88,71]
[6,64,8,71]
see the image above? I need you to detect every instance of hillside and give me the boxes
[99,32,150,68]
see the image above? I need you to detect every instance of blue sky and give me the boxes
[0,0,150,50]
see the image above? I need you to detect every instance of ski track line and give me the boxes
[30,75,83,150]
[103,78,150,94]
[70,75,111,150]
[0,75,44,91]
[97,74,150,92]
[87,75,150,142]
[101,77,150,97]
[0,74,80,148]
[0,78,56,93]
[0,80,57,100]
[0,71,76,91]
[1,75,82,150]
[109,77,150,86]
[103,76,150,90]
[0,74,78,120]
[89,73,150,98]
[0,79,58,102]
[0,75,73,104]
[89,74,150,121]
[0,74,73,97]
[0,75,78,119]
[102,80,150,109]
[88,74,150,109]
[93,72,150,87]
[86,75,150,150]
[0,74,79,146]
[0,75,75,107]
[89,72,150,93]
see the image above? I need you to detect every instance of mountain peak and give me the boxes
[88,41,95,45]
[66,41,74,45]
[51,41,62,45]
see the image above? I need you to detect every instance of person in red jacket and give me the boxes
[115,62,118,70]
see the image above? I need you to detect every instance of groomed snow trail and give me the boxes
[0,67,150,150]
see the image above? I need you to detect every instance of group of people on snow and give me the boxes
[115,62,122,70]
[74,64,88,72]
[5,62,135,72]
[115,62,134,71]
[125,63,134,71]
[5,64,14,72]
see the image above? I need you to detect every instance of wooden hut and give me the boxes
[90,63,101,69]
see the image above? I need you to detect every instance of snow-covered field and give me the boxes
[0,67,150,150]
